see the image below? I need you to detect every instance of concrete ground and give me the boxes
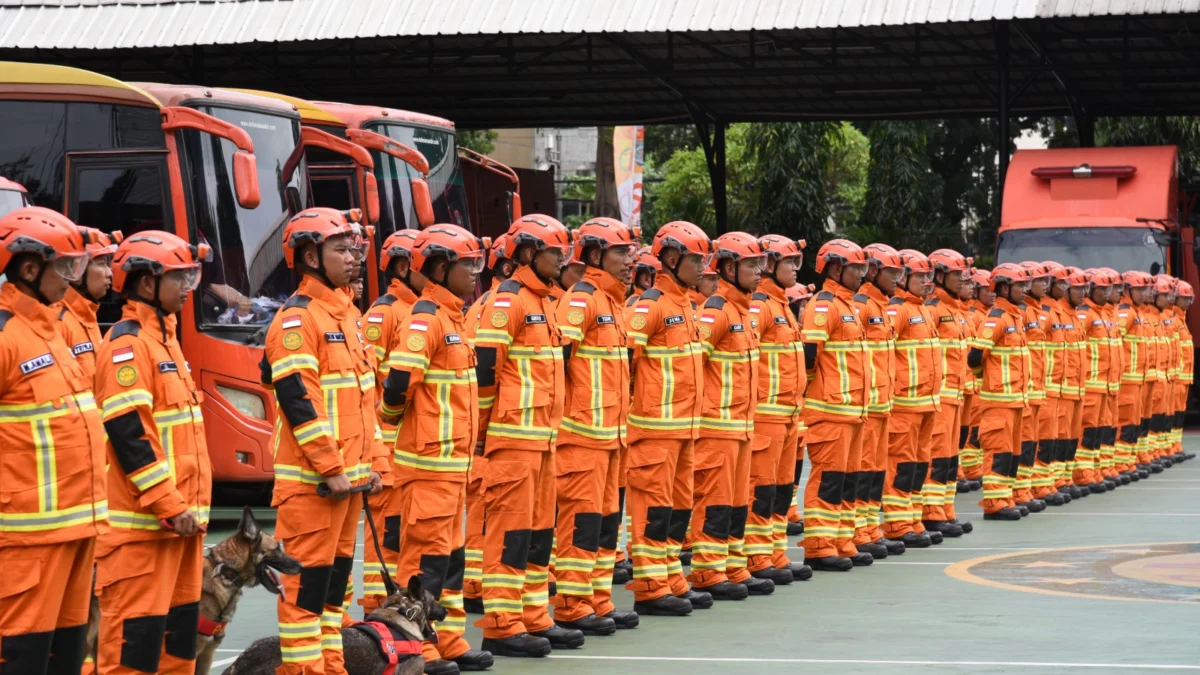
[204,441,1200,674]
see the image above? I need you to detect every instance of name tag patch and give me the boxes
[729,323,745,333]
[596,314,615,325]
[20,353,53,375]
[909,316,925,324]
[158,361,179,374]
[774,316,789,325]
[525,314,547,324]
[868,316,884,325]
[73,341,95,356]
[664,315,685,326]
[1005,326,1017,333]
[939,316,955,323]
[445,334,463,345]
[841,315,856,322]
[325,332,346,343]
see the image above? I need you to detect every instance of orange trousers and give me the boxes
[744,433,781,574]
[688,437,751,587]
[274,493,358,675]
[392,479,470,661]
[1099,393,1120,476]
[979,406,1023,513]
[1076,392,1106,485]
[756,420,801,570]
[624,437,693,602]
[475,449,556,640]
[1032,398,1059,499]
[1054,398,1083,488]
[1013,406,1039,504]
[96,536,202,675]
[1171,383,1188,455]
[801,420,862,559]
[959,394,984,480]
[549,444,621,622]
[1117,385,1143,472]
[0,538,93,675]
[882,411,935,539]
[462,457,487,605]
[923,402,962,523]
[1142,380,1166,462]
[360,486,395,615]
[852,415,888,546]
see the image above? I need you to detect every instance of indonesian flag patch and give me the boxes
[700,314,716,324]
[112,347,134,364]
[410,320,430,332]
[282,316,302,329]
[367,312,385,324]
[569,299,587,308]
[494,299,511,308]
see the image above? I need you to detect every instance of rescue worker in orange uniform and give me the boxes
[953,266,980,496]
[1024,262,1069,505]
[800,240,871,571]
[922,249,976,533]
[94,231,212,675]
[625,221,712,613]
[1044,263,1084,499]
[1072,269,1116,493]
[473,215,577,656]
[1150,274,1178,467]
[58,227,120,381]
[1011,262,1054,510]
[1171,281,1195,462]
[630,247,659,300]
[968,263,1031,521]
[751,236,817,578]
[959,269,993,489]
[0,208,105,675]
[852,244,906,557]
[783,282,815,537]
[550,217,641,633]
[264,209,386,675]
[379,224,495,675]
[881,250,945,543]
[1115,271,1152,483]
[1097,268,1126,487]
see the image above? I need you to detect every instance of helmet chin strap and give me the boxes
[15,261,53,306]
[299,243,336,289]
[128,277,170,343]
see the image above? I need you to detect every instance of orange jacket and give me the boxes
[887,290,942,412]
[474,265,566,453]
[466,277,504,345]
[1035,298,1065,400]
[964,301,988,397]
[381,283,479,479]
[1021,301,1050,406]
[855,282,894,417]
[364,278,418,486]
[1077,300,1113,395]
[95,302,209,547]
[57,286,103,381]
[1055,298,1086,400]
[1177,309,1194,385]
[751,278,806,424]
[556,267,630,450]
[968,297,1029,409]
[1162,306,1182,382]
[1115,301,1148,387]
[265,277,385,504]
[0,284,106,547]
[697,279,759,439]
[1101,304,1124,393]
[801,279,869,422]
[627,274,705,440]
[929,288,969,405]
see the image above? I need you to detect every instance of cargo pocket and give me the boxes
[405,486,457,553]
[749,432,775,482]
[95,544,156,593]
[482,460,532,515]
[0,557,40,600]
[625,444,669,495]
[555,451,598,506]
[977,414,1010,453]
[274,494,333,538]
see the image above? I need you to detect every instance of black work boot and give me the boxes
[951,518,974,534]
[1103,477,1119,491]
[679,550,693,567]
[1070,484,1086,498]
[611,564,631,586]
[1124,470,1140,483]
[425,658,461,675]
[601,610,639,629]
[983,507,1022,521]
[1015,504,1030,517]
[751,566,794,585]
[696,581,748,601]
[743,576,775,595]
[530,625,585,649]
[453,650,495,672]
[923,521,964,538]
[897,532,932,549]
[1161,457,1174,468]
[786,521,804,536]
[881,538,906,555]
[785,562,814,580]
[1087,481,1108,494]
[968,479,983,491]
[1117,473,1132,485]
[678,588,713,610]
[1149,461,1165,474]
[633,595,692,617]
[463,596,484,615]
[926,529,944,545]
[555,614,616,636]
[804,555,854,571]
[1022,499,1047,513]
[850,552,874,567]
[956,479,972,493]
[856,541,888,559]
[481,634,553,658]
[1056,486,1074,502]
[1042,492,1066,507]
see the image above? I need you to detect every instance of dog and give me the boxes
[84,506,302,675]
[221,574,441,675]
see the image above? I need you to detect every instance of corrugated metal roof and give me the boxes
[0,0,1198,49]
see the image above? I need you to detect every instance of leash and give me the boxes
[318,482,399,597]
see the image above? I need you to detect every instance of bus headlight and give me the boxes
[216,385,266,420]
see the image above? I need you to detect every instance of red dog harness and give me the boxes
[197,616,227,638]
[351,621,423,675]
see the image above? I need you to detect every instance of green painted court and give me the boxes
[203,443,1200,674]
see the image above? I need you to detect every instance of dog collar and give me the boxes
[197,615,227,638]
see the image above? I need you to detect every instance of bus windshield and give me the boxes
[0,189,26,217]
[366,122,470,237]
[995,226,1169,275]
[180,106,307,332]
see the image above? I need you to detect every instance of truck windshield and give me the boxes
[366,122,471,237]
[180,106,307,332]
[996,226,1169,275]
[0,189,26,217]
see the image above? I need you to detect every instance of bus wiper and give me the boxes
[245,325,269,347]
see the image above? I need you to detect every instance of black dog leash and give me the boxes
[317,482,399,597]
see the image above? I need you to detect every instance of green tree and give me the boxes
[456,129,499,155]
[1039,116,1200,183]
[644,124,699,168]
[856,121,955,252]
[744,121,838,243]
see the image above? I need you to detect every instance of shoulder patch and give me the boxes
[704,295,727,310]
[109,319,141,340]
[925,297,940,306]
[282,294,311,310]
[411,300,439,316]
[752,292,769,301]
[572,281,596,295]
[497,279,523,295]
[371,293,397,307]
[0,309,12,331]
[852,293,868,303]
[626,295,639,306]
[691,301,698,310]
[1119,303,1131,309]
[640,289,663,301]
[888,296,905,305]
[988,308,1004,318]
[815,290,835,301]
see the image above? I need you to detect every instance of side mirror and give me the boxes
[411,178,434,228]
[233,152,261,209]
[364,172,380,226]
[508,191,522,221]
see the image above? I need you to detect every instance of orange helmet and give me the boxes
[1121,270,1152,288]
[816,239,867,274]
[379,229,418,271]
[0,206,90,283]
[971,268,991,286]
[78,227,123,259]
[410,223,486,275]
[574,217,638,265]
[1085,268,1110,286]
[898,249,933,274]
[786,282,815,303]
[112,230,209,294]
[1042,261,1067,281]
[1065,267,1090,287]
[713,232,766,265]
[928,249,971,273]
[863,243,903,270]
[1019,261,1050,279]
[487,233,514,271]
[1099,267,1122,285]
[1153,274,1176,294]
[652,221,712,261]
[634,246,661,275]
[1176,280,1194,298]
[989,262,1027,291]
[507,215,572,259]
[758,235,805,264]
[283,207,363,269]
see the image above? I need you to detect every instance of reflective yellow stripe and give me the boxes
[129,461,172,491]
[487,423,555,440]
[100,390,154,419]
[271,354,319,379]
[110,505,209,530]
[393,450,470,473]
[274,464,325,484]
[293,419,332,445]
[0,500,107,532]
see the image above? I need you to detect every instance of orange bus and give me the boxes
[0,176,29,215]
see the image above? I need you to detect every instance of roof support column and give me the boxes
[1076,113,1096,148]
[997,21,1010,200]
[713,119,727,235]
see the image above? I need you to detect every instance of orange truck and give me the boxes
[0,176,29,216]
[996,145,1199,376]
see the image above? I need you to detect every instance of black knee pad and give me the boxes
[417,553,450,598]
[871,470,886,501]
[1,629,53,675]
[163,601,199,661]
[384,515,401,553]
[120,614,166,673]
[528,528,555,567]
[729,506,748,540]
[701,504,732,540]
[751,485,775,519]
[1120,425,1139,446]
[1105,426,1118,446]
[772,483,793,516]
[297,564,334,614]
[947,454,960,475]
[618,486,626,514]
[854,472,873,502]
[324,556,353,607]
[893,463,921,493]
[840,471,860,504]
[500,529,532,570]
[958,425,970,450]
[969,426,981,449]
[598,512,621,550]
[643,506,672,542]
[667,509,692,543]
[1036,440,1055,465]
[793,459,804,484]
[933,457,956,483]
[818,470,845,503]
[444,547,465,592]
[991,452,1014,478]
[1139,418,1150,438]
[47,623,87,675]
[571,513,603,553]
[1019,441,1037,466]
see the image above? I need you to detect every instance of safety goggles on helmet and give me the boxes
[163,266,202,292]
[50,252,92,283]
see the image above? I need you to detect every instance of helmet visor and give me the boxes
[455,255,485,275]
[164,266,202,292]
[683,252,714,269]
[50,253,91,283]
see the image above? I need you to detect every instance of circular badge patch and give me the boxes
[982,327,994,339]
[473,321,481,335]
[630,314,647,330]
[813,313,827,327]
[365,325,382,341]
[490,311,508,328]
[699,324,712,338]
[407,334,426,351]
[283,331,303,350]
[751,319,758,329]
[116,365,138,387]
[567,309,584,326]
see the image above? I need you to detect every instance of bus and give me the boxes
[0,177,29,216]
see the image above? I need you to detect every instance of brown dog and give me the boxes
[221,575,440,675]
[84,506,302,675]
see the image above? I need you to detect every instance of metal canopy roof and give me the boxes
[1,1,1199,127]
